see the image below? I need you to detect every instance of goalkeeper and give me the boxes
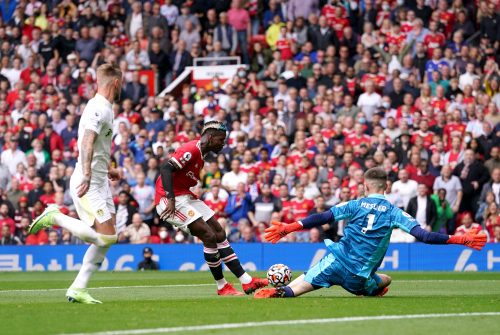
[255,167,487,299]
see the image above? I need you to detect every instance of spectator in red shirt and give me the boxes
[39,181,56,207]
[455,212,483,236]
[37,124,64,153]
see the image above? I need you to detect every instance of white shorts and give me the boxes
[156,195,215,233]
[70,171,115,226]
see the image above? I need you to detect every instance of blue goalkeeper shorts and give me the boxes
[304,253,382,296]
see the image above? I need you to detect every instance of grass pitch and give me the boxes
[0,271,499,335]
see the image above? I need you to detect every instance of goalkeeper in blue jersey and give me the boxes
[255,167,486,299]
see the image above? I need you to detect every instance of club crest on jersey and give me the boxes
[180,152,192,164]
[187,210,195,217]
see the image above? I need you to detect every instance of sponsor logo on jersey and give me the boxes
[96,209,104,217]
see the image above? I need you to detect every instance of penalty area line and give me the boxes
[61,312,500,335]
[0,283,214,293]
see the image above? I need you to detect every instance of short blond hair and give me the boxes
[96,63,122,88]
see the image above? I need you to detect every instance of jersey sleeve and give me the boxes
[84,105,104,134]
[391,208,419,233]
[170,144,195,170]
[329,200,357,221]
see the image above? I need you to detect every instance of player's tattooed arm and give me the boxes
[76,129,98,198]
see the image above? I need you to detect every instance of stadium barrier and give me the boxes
[1,243,500,272]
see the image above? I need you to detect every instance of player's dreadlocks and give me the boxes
[201,121,227,137]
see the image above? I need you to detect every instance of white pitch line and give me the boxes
[1,279,499,293]
[0,283,214,293]
[61,312,500,335]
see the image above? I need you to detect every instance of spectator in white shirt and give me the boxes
[125,40,150,70]
[0,56,22,87]
[391,169,418,209]
[160,0,179,27]
[126,1,144,39]
[124,213,151,244]
[357,80,382,121]
[221,159,248,192]
[0,137,27,175]
[458,63,479,91]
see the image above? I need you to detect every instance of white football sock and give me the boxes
[216,278,228,290]
[71,244,109,289]
[53,213,109,247]
[238,272,252,285]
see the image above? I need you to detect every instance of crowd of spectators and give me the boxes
[0,0,499,246]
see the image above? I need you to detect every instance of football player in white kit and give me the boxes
[29,63,123,304]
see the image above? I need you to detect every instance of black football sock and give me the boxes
[216,239,249,282]
[203,246,224,282]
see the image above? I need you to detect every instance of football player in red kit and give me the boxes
[155,121,268,296]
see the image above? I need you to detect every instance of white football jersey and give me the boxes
[75,93,114,183]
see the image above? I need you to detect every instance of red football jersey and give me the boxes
[154,140,204,204]
[401,21,414,33]
[240,163,258,174]
[345,134,371,150]
[331,17,350,39]
[386,32,407,48]
[424,33,446,58]
[289,198,314,221]
[455,223,482,236]
[205,198,227,219]
[276,38,293,60]
[321,5,336,24]
[439,10,455,37]
[411,131,434,148]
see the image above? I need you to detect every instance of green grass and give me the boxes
[1,271,500,335]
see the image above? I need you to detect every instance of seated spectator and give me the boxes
[476,191,497,225]
[47,230,60,245]
[252,183,281,224]
[1,224,22,245]
[225,182,254,224]
[309,227,323,243]
[492,225,500,243]
[455,212,483,236]
[484,202,500,239]
[239,225,258,243]
[124,213,151,244]
[137,247,159,270]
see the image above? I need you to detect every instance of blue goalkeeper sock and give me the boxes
[281,286,295,298]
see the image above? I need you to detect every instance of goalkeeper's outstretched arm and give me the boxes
[409,226,486,251]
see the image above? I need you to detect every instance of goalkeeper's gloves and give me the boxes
[264,221,303,243]
[447,233,487,251]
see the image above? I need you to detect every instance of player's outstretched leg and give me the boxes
[66,217,117,304]
[207,217,268,294]
[189,218,244,296]
[255,274,316,299]
[29,204,116,247]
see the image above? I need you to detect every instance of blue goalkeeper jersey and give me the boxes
[327,194,418,278]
